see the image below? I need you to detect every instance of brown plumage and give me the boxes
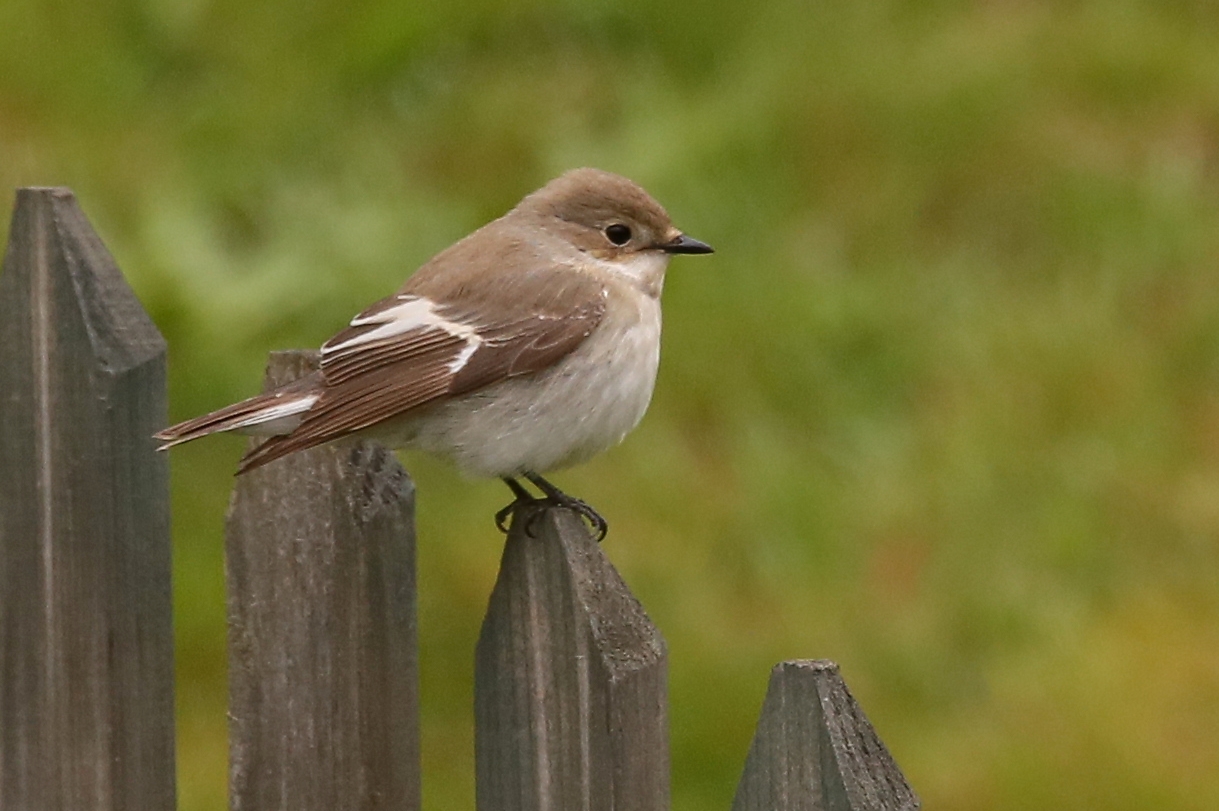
[155,166,712,520]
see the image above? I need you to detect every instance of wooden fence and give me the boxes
[0,187,921,811]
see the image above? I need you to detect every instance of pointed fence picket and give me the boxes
[0,188,920,810]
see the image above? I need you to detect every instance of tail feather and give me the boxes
[155,378,322,451]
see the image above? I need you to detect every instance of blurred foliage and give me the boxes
[4,0,1219,808]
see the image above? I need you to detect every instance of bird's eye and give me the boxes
[604,224,632,246]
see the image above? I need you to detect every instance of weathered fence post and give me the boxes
[733,660,919,811]
[0,188,176,811]
[475,507,669,811]
[225,350,420,811]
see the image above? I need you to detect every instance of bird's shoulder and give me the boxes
[398,216,608,323]
[318,215,610,396]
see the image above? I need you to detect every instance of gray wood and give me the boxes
[475,507,668,811]
[225,350,419,811]
[732,660,920,811]
[0,188,175,811]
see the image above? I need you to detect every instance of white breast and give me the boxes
[406,290,663,478]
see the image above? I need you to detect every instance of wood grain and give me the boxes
[226,350,420,811]
[732,660,920,811]
[475,507,668,811]
[0,188,175,811]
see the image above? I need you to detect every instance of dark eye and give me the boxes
[604,223,632,246]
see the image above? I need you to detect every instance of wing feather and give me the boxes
[236,261,607,473]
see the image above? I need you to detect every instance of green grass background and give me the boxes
[4,0,1219,808]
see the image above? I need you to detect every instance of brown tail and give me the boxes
[155,374,323,452]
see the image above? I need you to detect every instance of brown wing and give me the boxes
[445,298,606,396]
[237,246,606,473]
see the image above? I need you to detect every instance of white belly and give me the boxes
[403,295,662,477]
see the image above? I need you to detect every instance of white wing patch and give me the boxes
[324,294,482,373]
[229,392,320,435]
[448,341,479,373]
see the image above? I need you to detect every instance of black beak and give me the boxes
[663,234,714,255]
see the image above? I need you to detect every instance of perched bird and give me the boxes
[156,168,713,539]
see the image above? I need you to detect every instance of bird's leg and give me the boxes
[495,476,539,534]
[523,472,609,542]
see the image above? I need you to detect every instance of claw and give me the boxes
[522,472,609,542]
[495,474,609,541]
[495,476,538,534]
[494,502,517,534]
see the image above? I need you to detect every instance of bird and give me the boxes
[155,168,713,540]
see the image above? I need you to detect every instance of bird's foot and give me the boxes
[542,492,608,541]
[525,472,609,542]
[495,477,538,534]
[495,474,609,542]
